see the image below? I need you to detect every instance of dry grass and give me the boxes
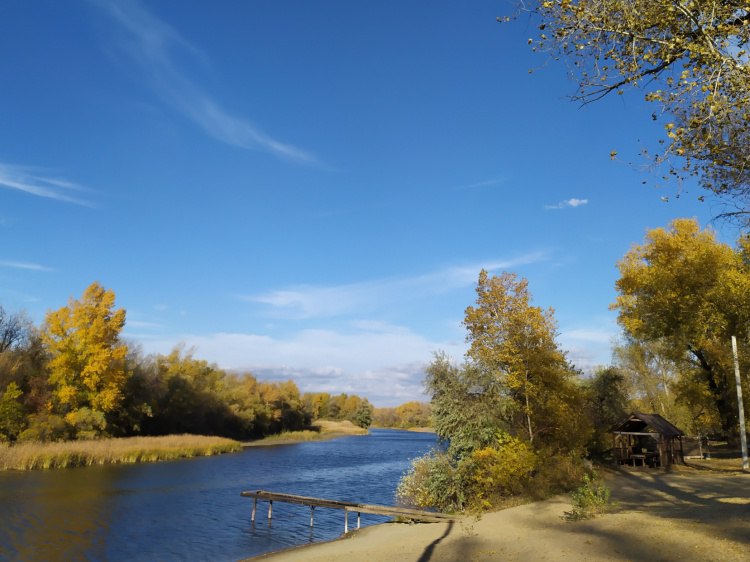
[0,434,242,471]
[245,420,368,447]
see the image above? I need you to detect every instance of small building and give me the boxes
[611,412,685,468]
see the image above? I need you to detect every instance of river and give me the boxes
[0,429,436,561]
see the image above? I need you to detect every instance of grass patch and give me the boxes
[245,420,368,447]
[0,434,242,471]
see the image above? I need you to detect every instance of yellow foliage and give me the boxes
[41,282,129,431]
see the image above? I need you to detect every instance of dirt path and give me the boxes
[251,469,750,562]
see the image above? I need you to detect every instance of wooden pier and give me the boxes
[240,490,456,534]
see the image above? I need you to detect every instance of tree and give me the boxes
[583,366,629,456]
[519,1,750,217]
[41,282,129,436]
[464,270,589,451]
[0,382,26,442]
[0,306,30,353]
[612,218,750,440]
[425,352,509,456]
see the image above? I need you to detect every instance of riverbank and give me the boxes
[0,434,241,470]
[252,468,750,562]
[243,420,368,447]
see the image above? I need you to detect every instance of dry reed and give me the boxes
[0,434,242,471]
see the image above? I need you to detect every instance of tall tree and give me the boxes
[41,282,129,435]
[612,218,750,440]
[464,270,588,450]
[518,1,750,217]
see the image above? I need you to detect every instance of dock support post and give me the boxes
[310,506,315,527]
[268,500,273,520]
[357,512,361,530]
[344,509,349,534]
[251,497,257,522]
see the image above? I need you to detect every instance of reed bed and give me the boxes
[0,435,242,471]
[246,420,368,447]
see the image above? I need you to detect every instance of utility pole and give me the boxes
[731,336,749,471]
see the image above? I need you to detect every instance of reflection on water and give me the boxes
[0,429,435,561]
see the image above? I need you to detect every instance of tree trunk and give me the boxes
[690,346,739,445]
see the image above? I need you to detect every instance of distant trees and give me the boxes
[612,218,750,441]
[373,401,431,429]
[0,283,374,443]
[301,392,373,428]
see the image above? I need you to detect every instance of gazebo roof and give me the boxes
[611,412,685,438]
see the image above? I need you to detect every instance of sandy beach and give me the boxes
[251,468,750,562]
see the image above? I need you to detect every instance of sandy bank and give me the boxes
[250,469,750,562]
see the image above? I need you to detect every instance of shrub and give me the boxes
[461,432,537,509]
[564,473,612,521]
[396,450,466,512]
[18,413,69,442]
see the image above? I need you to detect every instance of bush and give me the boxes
[18,413,69,442]
[461,432,537,509]
[564,473,612,521]
[527,451,589,500]
[396,450,466,512]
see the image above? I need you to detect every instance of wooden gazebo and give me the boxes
[611,413,685,468]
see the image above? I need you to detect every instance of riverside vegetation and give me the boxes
[398,221,750,515]
[0,284,384,469]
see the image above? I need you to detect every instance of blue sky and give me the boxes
[0,1,728,406]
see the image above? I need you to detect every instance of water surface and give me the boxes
[0,429,435,561]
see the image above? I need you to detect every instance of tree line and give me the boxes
[0,284,373,443]
[398,217,750,511]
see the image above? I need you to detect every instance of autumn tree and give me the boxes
[612,218,750,441]
[464,270,589,451]
[517,1,750,216]
[41,282,129,437]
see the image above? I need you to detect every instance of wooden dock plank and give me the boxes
[240,489,456,526]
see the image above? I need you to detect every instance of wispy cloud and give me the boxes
[91,0,317,164]
[544,198,589,210]
[240,253,547,319]
[0,163,92,206]
[0,260,54,272]
[454,177,507,190]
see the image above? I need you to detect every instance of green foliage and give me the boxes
[425,353,509,457]
[352,401,373,428]
[564,474,612,521]
[0,382,26,442]
[396,450,466,512]
[18,413,69,442]
[584,366,629,457]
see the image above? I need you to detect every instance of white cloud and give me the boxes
[0,260,54,272]
[544,198,589,210]
[138,323,466,406]
[0,163,92,206]
[241,253,548,319]
[91,0,317,164]
[558,322,619,372]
